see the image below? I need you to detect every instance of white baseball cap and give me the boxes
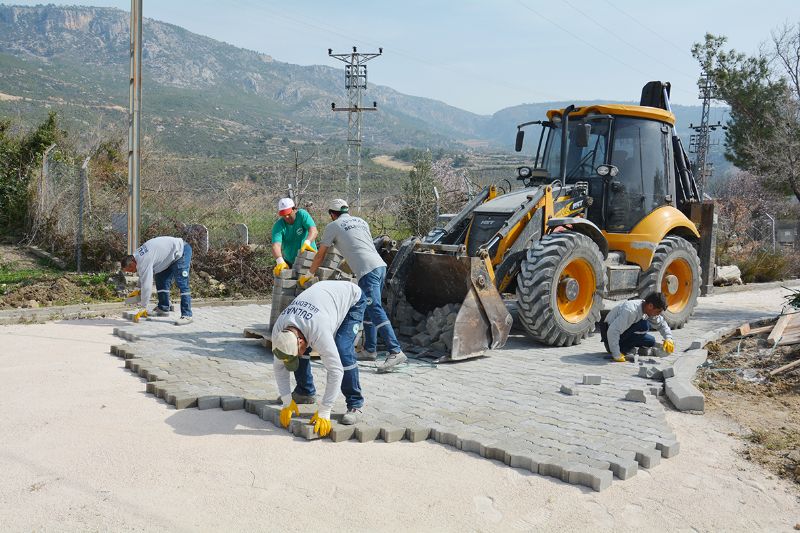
[277,197,295,216]
[272,329,299,371]
[328,198,349,212]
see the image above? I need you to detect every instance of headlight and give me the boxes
[596,165,610,176]
[517,166,532,178]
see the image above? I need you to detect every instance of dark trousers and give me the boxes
[154,243,192,317]
[600,319,655,354]
[293,292,368,409]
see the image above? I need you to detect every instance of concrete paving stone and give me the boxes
[292,421,321,440]
[330,424,356,443]
[354,424,380,443]
[174,395,198,409]
[560,384,578,396]
[406,426,431,442]
[505,451,537,472]
[655,439,681,458]
[665,377,705,412]
[380,426,406,443]
[582,375,602,385]
[459,438,482,455]
[480,442,507,462]
[220,396,245,411]
[431,428,460,448]
[625,389,648,403]
[197,396,221,410]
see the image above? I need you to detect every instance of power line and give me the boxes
[600,0,688,55]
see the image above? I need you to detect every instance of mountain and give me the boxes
[0,4,729,174]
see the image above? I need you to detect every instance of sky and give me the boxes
[7,0,800,115]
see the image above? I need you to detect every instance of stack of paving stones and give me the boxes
[269,247,353,328]
[110,304,700,493]
[392,299,460,354]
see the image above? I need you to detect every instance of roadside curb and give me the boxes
[710,278,800,295]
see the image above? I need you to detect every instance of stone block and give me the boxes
[633,446,661,469]
[566,465,613,492]
[432,428,459,448]
[560,384,578,396]
[431,341,447,352]
[330,424,356,443]
[398,326,417,337]
[198,396,221,410]
[638,366,663,380]
[656,439,681,458]
[665,377,705,412]
[411,333,433,346]
[380,426,406,443]
[278,269,294,279]
[355,424,380,443]
[317,267,334,280]
[275,278,297,289]
[480,443,507,462]
[220,396,245,411]
[506,452,536,472]
[459,438,482,455]
[582,374,602,385]
[406,426,431,442]
[174,395,198,409]
[625,388,647,403]
[662,366,675,379]
[673,349,708,378]
[293,421,321,440]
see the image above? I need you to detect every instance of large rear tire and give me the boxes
[516,232,605,346]
[637,236,701,329]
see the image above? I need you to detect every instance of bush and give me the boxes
[735,250,795,283]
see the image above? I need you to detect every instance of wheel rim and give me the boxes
[557,258,595,323]
[661,258,692,313]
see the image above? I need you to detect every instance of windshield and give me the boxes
[542,117,611,182]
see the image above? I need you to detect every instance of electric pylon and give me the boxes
[329,46,382,212]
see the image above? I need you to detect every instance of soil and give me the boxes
[697,328,800,487]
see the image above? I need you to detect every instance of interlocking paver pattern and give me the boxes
[110,293,778,491]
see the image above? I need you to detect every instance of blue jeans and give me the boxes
[154,243,192,317]
[293,293,368,409]
[358,266,402,354]
[618,319,656,353]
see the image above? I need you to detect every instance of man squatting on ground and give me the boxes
[602,292,675,363]
[271,197,317,277]
[272,280,367,433]
[121,236,194,326]
[300,198,407,376]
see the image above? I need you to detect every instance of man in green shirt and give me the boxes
[271,197,318,276]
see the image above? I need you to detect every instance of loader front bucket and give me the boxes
[389,248,513,361]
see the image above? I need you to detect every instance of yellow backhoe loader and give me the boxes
[382,82,708,361]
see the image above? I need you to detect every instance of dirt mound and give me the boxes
[1,277,87,308]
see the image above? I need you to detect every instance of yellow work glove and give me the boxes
[128,289,140,298]
[310,410,331,437]
[663,339,675,354]
[300,240,315,254]
[124,289,141,305]
[612,353,626,363]
[279,400,299,428]
[132,309,148,323]
[298,273,313,288]
[273,257,288,277]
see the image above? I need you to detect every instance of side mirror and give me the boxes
[576,123,590,148]
[515,130,524,152]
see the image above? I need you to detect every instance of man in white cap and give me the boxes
[121,235,193,326]
[272,280,367,434]
[271,197,318,277]
[301,199,406,387]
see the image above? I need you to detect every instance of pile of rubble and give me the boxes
[269,248,354,326]
[392,299,460,354]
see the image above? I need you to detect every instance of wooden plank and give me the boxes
[737,323,751,336]
[767,314,794,346]
[743,325,775,336]
[770,357,800,376]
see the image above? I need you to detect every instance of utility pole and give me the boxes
[688,67,725,198]
[127,0,143,254]
[329,46,382,212]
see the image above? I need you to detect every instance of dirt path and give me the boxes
[1,316,798,531]
[372,154,414,171]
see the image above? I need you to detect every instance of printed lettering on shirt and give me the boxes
[280,298,321,321]
[136,243,149,257]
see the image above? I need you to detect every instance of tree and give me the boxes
[692,28,800,202]
[400,155,437,236]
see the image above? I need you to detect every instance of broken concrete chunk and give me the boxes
[625,388,647,403]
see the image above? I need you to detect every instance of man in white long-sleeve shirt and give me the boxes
[601,293,675,362]
[121,236,193,326]
[271,280,367,437]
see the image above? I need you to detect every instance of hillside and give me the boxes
[0,4,730,175]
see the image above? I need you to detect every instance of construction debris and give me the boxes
[392,299,460,354]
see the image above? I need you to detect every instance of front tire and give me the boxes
[637,236,701,329]
[516,232,605,346]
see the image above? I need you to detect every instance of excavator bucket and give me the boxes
[386,242,513,361]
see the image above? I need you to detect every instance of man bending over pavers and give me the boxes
[300,198,406,374]
[272,279,368,434]
[121,235,193,326]
[601,292,675,362]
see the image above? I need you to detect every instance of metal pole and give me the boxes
[127,0,142,254]
[433,186,440,222]
[76,157,90,274]
[765,213,776,252]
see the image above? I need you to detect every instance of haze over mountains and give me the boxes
[0,4,725,169]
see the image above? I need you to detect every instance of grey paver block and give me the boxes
[198,396,221,410]
[459,438,482,455]
[655,439,681,458]
[432,429,460,448]
[406,426,431,442]
[633,446,661,469]
[355,424,380,442]
[330,424,356,442]
[582,375,602,385]
[560,384,578,395]
[292,421,321,440]
[665,378,705,412]
[480,442,507,462]
[380,426,406,443]
[505,452,536,472]
[662,366,675,379]
[174,395,198,409]
[221,396,245,411]
[625,389,647,403]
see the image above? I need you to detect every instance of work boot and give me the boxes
[376,351,407,373]
[341,408,362,425]
[356,349,377,361]
[174,316,193,326]
[152,307,170,317]
[291,392,316,404]
[638,346,655,358]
